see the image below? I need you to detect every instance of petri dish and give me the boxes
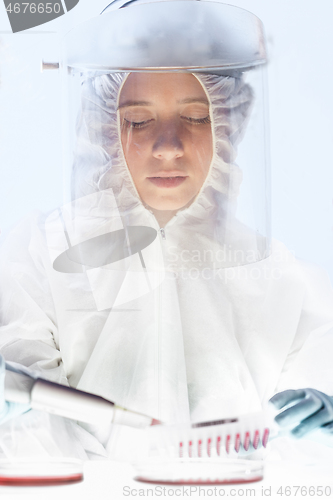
[0,458,83,486]
[134,457,264,485]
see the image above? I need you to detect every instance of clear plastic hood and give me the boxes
[60,1,270,273]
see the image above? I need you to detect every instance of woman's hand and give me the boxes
[0,355,31,424]
[269,388,333,438]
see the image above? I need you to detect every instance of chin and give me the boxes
[145,197,191,212]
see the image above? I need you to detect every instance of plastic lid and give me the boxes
[63,1,267,71]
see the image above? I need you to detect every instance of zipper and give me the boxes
[145,212,166,420]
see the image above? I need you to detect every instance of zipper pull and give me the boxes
[160,228,166,240]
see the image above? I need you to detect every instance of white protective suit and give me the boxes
[0,71,333,461]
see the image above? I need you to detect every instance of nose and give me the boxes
[152,122,184,161]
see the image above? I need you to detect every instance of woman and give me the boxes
[0,1,333,460]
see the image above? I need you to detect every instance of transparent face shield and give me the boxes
[44,1,271,427]
[60,0,269,272]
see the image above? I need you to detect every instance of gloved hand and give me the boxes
[0,355,31,424]
[269,388,333,439]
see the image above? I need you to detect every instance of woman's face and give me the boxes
[118,73,213,211]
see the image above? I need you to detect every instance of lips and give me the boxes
[148,176,188,188]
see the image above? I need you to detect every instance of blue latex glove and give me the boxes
[0,355,31,424]
[269,388,333,439]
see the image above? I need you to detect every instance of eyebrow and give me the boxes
[117,97,209,110]
[177,98,209,105]
[117,100,152,110]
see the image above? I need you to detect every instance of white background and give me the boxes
[0,0,332,281]
[0,2,333,497]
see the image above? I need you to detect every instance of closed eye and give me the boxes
[123,118,154,129]
[181,115,211,125]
